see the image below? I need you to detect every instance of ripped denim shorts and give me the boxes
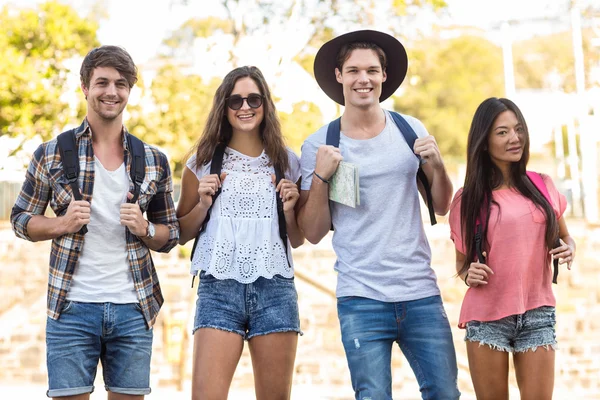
[465,306,557,353]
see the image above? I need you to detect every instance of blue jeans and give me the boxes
[46,302,153,397]
[337,295,460,400]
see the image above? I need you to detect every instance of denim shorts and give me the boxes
[194,271,302,340]
[465,306,557,353]
[46,301,153,397]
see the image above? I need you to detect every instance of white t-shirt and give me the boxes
[67,156,138,303]
[300,110,440,302]
[186,147,301,283]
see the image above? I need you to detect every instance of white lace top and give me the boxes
[186,147,301,283]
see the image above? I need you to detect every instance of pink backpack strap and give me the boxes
[526,171,553,206]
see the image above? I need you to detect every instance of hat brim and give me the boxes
[313,30,408,106]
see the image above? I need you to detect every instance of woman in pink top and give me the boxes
[449,97,576,399]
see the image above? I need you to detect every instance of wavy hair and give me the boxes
[458,97,558,275]
[192,66,289,173]
[80,45,138,89]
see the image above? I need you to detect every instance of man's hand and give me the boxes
[414,136,444,170]
[62,197,91,234]
[120,192,147,237]
[315,145,343,181]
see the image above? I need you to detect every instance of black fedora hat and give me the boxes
[313,30,408,106]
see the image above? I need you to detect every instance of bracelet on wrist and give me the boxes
[463,273,470,287]
[314,172,329,184]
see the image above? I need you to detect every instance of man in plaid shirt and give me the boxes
[11,45,179,399]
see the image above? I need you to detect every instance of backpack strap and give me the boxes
[57,130,88,235]
[190,143,226,262]
[324,118,342,230]
[326,117,342,147]
[126,134,146,204]
[526,171,560,284]
[274,165,291,268]
[389,111,436,226]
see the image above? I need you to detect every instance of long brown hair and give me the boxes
[193,66,289,173]
[458,97,558,275]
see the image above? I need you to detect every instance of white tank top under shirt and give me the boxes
[186,147,301,283]
[67,156,138,303]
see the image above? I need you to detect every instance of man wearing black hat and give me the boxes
[297,30,460,399]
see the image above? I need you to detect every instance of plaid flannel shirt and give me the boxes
[11,119,179,328]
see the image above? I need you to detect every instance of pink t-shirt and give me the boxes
[448,174,567,328]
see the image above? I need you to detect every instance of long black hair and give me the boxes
[458,97,558,275]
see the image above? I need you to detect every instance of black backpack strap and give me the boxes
[389,111,436,226]
[326,117,341,147]
[274,164,291,268]
[325,118,342,231]
[126,134,146,204]
[57,130,88,235]
[474,223,485,263]
[190,143,226,262]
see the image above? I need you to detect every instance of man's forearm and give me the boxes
[26,215,68,242]
[298,177,332,244]
[140,222,178,252]
[430,164,453,216]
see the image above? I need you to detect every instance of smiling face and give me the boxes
[487,110,525,168]
[335,48,387,109]
[82,66,130,123]
[226,76,264,137]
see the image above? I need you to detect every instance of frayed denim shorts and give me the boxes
[193,271,302,340]
[465,305,557,353]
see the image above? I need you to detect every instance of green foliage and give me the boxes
[0,1,99,143]
[394,35,504,158]
[278,102,324,153]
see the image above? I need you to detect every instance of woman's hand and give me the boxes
[197,173,227,208]
[466,253,494,288]
[273,176,300,213]
[549,238,575,270]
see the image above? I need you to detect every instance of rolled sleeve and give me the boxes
[10,144,50,241]
[147,153,180,253]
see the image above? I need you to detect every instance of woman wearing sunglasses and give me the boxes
[448,97,575,399]
[177,66,304,400]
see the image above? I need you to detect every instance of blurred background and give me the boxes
[0,0,599,398]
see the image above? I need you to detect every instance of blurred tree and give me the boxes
[127,64,221,176]
[151,0,446,173]
[162,0,446,71]
[279,101,324,153]
[513,28,600,92]
[394,35,505,159]
[0,1,99,146]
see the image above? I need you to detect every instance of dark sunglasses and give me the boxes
[226,94,263,110]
